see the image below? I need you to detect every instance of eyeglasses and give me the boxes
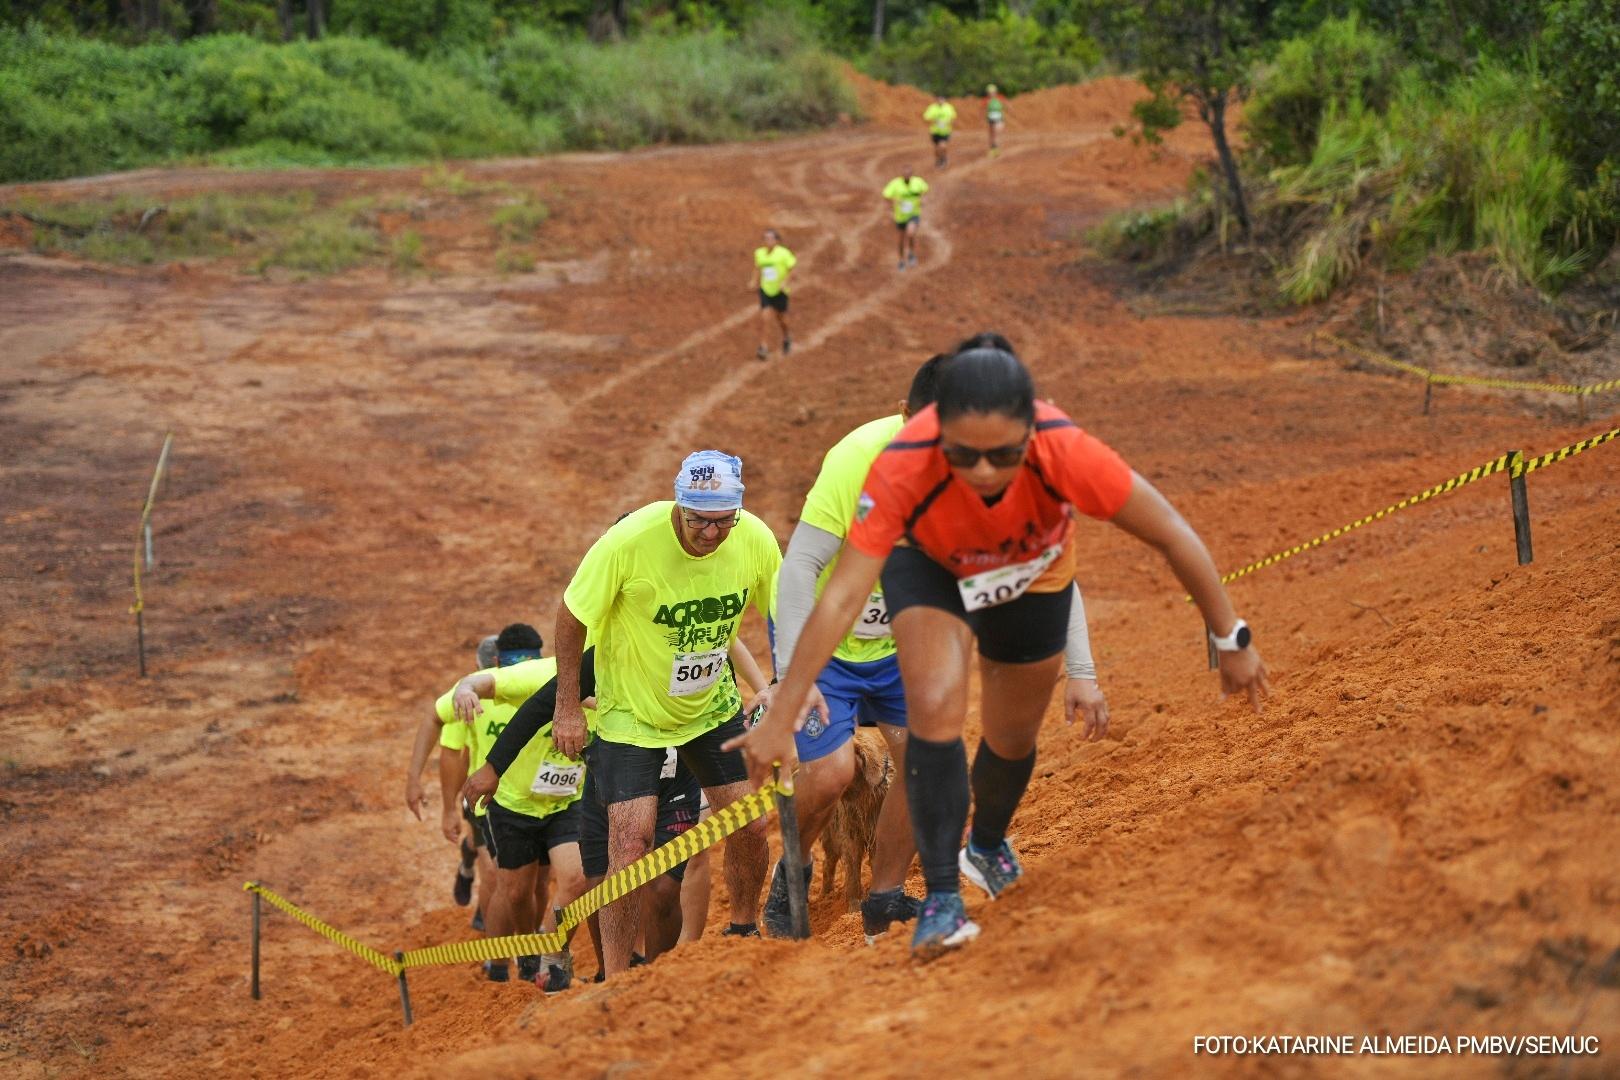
[940,439,1029,469]
[683,512,741,534]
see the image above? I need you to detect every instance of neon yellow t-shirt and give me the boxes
[755,245,797,298]
[486,657,588,820]
[798,414,905,664]
[436,669,519,818]
[562,501,781,748]
[882,176,928,223]
[924,102,957,136]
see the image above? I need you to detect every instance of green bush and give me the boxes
[329,0,495,56]
[1541,0,1620,182]
[1272,64,1598,300]
[1244,15,1400,167]
[869,10,1100,97]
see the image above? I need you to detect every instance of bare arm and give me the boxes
[728,637,771,698]
[437,744,468,843]
[405,708,443,820]
[1109,473,1269,709]
[551,600,590,758]
[451,671,496,722]
[725,546,884,787]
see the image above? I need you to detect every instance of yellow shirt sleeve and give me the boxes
[563,525,628,628]
[491,657,552,705]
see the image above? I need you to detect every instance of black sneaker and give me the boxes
[756,345,769,361]
[762,860,813,938]
[782,335,792,356]
[484,960,509,983]
[860,887,923,944]
[540,952,573,995]
[591,951,647,983]
[721,922,761,938]
[516,954,542,983]
[453,867,474,907]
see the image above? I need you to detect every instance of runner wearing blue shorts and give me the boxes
[762,339,1112,942]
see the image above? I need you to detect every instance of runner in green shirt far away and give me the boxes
[751,228,797,361]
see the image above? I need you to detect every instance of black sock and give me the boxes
[969,741,1036,853]
[727,922,757,935]
[905,733,969,895]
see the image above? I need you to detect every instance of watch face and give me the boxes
[1235,625,1252,649]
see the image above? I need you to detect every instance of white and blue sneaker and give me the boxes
[910,892,979,959]
[960,840,1023,899]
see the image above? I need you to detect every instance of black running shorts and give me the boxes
[881,545,1071,664]
[758,289,789,312]
[585,713,750,804]
[484,799,581,871]
[579,753,703,882]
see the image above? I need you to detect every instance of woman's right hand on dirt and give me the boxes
[1219,648,1271,713]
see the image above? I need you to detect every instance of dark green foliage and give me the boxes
[868,10,1101,96]
[329,0,496,55]
[1541,0,1620,181]
[1244,15,1399,167]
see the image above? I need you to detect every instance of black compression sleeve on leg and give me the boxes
[968,740,1036,853]
[905,734,969,895]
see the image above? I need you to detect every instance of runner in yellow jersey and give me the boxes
[985,84,1007,156]
[751,228,797,361]
[882,169,929,271]
[924,93,957,168]
[404,626,539,964]
[761,340,1111,941]
[549,450,787,978]
[452,646,589,990]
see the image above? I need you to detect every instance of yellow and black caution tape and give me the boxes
[1320,333,1620,398]
[250,779,782,974]
[1217,451,1516,586]
[244,881,403,977]
[1214,423,1620,589]
[1517,425,1620,475]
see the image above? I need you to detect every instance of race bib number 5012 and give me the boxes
[668,648,728,697]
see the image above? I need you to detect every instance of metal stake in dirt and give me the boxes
[131,432,173,678]
[1422,378,1434,416]
[251,887,262,1000]
[774,763,812,940]
[1507,450,1533,566]
[394,952,413,1027]
[1205,625,1219,671]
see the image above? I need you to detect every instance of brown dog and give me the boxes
[819,727,892,911]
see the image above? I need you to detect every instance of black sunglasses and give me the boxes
[940,440,1029,468]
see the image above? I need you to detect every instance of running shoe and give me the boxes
[860,887,922,944]
[897,259,907,271]
[910,892,979,959]
[591,952,647,983]
[470,909,484,932]
[721,922,761,938]
[756,345,769,361]
[516,954,542,983]
[484,959,510,983]
[539,951,573,995]
[960,839,1023,899]
[762,860,813,939]
[782,334,792,356]
[907,252,918,267]
[453,867,474,907]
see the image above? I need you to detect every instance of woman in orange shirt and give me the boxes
[731,339,1269,957]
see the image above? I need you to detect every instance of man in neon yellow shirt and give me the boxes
[404,626,540,969]
[550,449,786,978]
[882,169,929,271]
[751,228,797,362]
[451,643,589,990]
[924,93,957,168]
[757,339,1112,940]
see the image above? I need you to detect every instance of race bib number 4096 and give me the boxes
[668,648,728,697]
[530,762,584,797]
[958,545,1062,612]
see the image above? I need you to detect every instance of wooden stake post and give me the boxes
[1508,450,1533,566]
[775,764,812,940]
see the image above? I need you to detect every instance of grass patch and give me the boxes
[390,230,425,273]
[491,198,548,243]
[495,247,538,274]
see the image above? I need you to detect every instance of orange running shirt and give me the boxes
[846,401,1134,593]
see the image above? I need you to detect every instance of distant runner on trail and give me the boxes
[882,169,929,271]
[403,629,528,942]
[732,339,1270,959]
[985,84,1006,156]
[761,343,1112,943]
[924,93,957,168]
[547,449,783,979]
[450,636,590,991]
[750,228,796,361]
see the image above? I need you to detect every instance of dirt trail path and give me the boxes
[3,77,1617,1079]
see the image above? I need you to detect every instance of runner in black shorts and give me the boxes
[734,339,1271,959]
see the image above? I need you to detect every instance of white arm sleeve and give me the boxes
[774,521,844,673]
[1064,581,1098,681]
